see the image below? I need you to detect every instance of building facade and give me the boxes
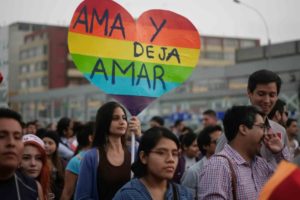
[8,23,48,97]
[17,25,87,94]
[11,40,300,126]
[10,34,276,125]
[0,26,9,107]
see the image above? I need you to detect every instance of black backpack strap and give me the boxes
[215,155,237,200]
[171,182,179,200]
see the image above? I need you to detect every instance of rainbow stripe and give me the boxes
[68,0,200,114]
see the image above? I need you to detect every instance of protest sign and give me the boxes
[68,0,201,115]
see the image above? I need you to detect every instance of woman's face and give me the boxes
[64,120,74,138]
[43,137,57,156]
[141,138,179,180]
[20,145,43,178]
[109,107,128,136]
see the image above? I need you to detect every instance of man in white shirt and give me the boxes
[286,118,299,159]
[216,69,291,166]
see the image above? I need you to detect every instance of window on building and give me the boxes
[32,79,38,87]
[31,47,37,57]
[35,62,40,71]
[229,77,248,90]
[18,23,30,31]
[240,40,257,48]
[223,39,239,48]
[224,52,235,61]
[42,77,48,86]
[37,77,42,86]
[202,51,224,60]
[20,65,29,73]
[30,64,35,73]
[32,25,43,31]
[208,79,226,90]
[26,79,30,87]
[42,61,48,70]
[36,46,43,56]
[43,45,48,55]
[19,50,28,60]
[20,80,27,89]
[206,37,222,46]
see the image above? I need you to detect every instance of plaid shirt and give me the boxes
[198,144,289,200]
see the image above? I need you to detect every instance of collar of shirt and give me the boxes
[221,144,257,166]
[265,118,271,129]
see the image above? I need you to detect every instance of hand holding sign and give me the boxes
[68,0,201,115]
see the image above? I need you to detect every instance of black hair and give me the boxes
[26,121,36,127]
[40,130,60,148]
[56,117,71,137]
[75,121,95,154]
[286,118,297,128]
[197,125,222,155]
[131,127,179,178]
[174,119,183,127]
[0,107,23,128]
[268,99,286,119]
[150,116,164,126]
[36,128,47,138]
[203,109,217,117]
[92,101,127,148]
[182,126,194,135]
[181,132,197,149]
[247,69,282,94]
[223,106,264,142]
[40,130,64,185]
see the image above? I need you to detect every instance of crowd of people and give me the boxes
[0,69,299,200]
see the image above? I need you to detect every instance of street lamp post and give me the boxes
[233,0,271,60]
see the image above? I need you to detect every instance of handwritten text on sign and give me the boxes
[68,0,200,101]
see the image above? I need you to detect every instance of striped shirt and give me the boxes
[215,119,291,167]
[198,144,289,200]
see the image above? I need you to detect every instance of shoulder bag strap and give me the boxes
[215,155,237,200]
[171,182,179,200]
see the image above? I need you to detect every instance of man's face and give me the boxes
[184,139,200,158]
[248,83,278,116]
[246,114,266,156]
[287,121,299,137]
[0,118,24,170]
[203,115,217,127]
[278,106,288,127]
[26,124,37,134]
[205,130,222,157]
[176,122,185,132]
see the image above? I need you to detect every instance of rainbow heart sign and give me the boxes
[68,0,201,115]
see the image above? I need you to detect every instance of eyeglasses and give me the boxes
[149,149,180,158]
[253,124,268,133]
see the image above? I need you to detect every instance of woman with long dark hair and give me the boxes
[113,127,192,200]
[56,117,75,160]
[75,101,141,200]
[41,131,65,200]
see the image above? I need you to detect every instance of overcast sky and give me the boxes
[1,0,299,45]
